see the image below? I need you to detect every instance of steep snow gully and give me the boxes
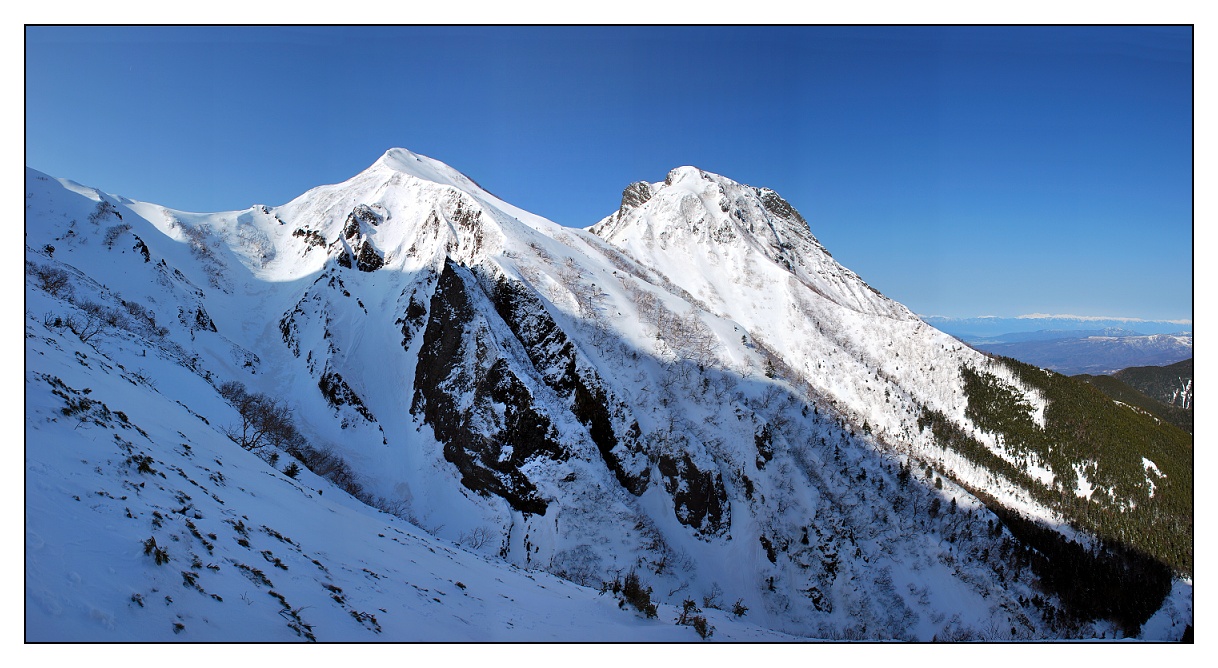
[25,149,1191,641]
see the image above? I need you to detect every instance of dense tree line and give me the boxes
[1074,373,1192,433]
[960,357,1192,575]
[915,356,1191,634]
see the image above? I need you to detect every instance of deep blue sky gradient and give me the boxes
[25,26,1192,320]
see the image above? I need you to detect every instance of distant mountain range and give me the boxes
[923,318,1192,376]
[925,316,1191,341]
[965,332,1192,376]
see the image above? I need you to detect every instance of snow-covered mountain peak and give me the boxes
[246,148,560,275]
[590,166,910,320]
[661,165,716,190]
[369,147,487,195]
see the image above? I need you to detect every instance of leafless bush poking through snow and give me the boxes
[556,257,611,321]
[527,241,554,265]
[621,276,718,364]
[236,226,276,267]
[172,221,230,291]
[122,299,168,338]
[88,200,121,225]
[655,307,718,367]
[217,381,303,454]
[79,300,124,328]
[29,262,73,298]
[64,310,106,343]
[622,279,660,325]
[556,257,583,295]
[103,223,132,249]
[750,333,798,382]
[179,223,216,262]
[458,526,494,549]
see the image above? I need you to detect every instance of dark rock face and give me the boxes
[756,187,806,226]
[657,452,728,536]
[755,423,774,469]
[330,235,383,272]
[292,228,327,250]
[278,272,348,359]
[332,238,353,269]
[318,364,377,424]
[194,306,217,333]
[572,380,648,496]
[486,274,578,393]
[486,272,649,496]
[329,206,385,272]
[132,235,151,262]
[448,198,480,228]
[351,204,381,227]
[620,181,654,211]
[759,534,777,564]
[343,205,381,240]
[412,260,565,515]
[444,195,487,260]
[409,256,719,529]
[395,292,428,350]
[353,240,384,272]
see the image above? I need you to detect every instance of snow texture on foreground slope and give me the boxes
[24,316,790,641]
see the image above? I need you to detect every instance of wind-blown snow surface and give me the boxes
[24,150,1189,641]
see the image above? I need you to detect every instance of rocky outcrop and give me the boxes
[292,227,327,250]
[318,364,377,424]
[486,272,650,496]
[194,306,217,333]
[620,181,653,211]
[755,423,774,469]
[412,260,566,515]
[331,205,386,272]
[352,240,384,272]
[756,187,806,226]
[657,452,728,536]
[395,290,429,350]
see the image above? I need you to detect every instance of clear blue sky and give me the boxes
[25,26,1192,321]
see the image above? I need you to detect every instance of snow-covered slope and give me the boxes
[591,166,908,319]
[24,151,1191,641]
[24,319,790,641]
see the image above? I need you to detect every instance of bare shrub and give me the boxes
[30,263,73,298]
[65,300,122,343]
[180,223,217,263]
[103,223,132,249]
[602,569,658,618]
[458,526,494,550]
[80,300,124,327]
[218,381,303,454]
[677,599,714,639]
[655,306,718,366]
[122,299,168,337]
[296,445,367,500]
[88,200,121,225]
